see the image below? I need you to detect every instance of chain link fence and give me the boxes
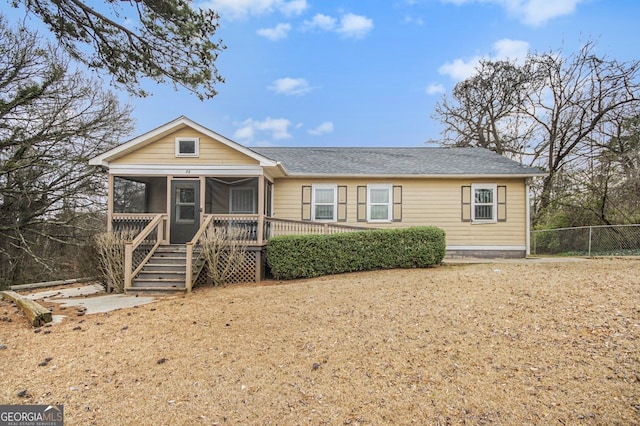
[531,224,640,256]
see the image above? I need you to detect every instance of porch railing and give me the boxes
[111,213,159,233]
[265,217,369,239]
[185,215,215,292]
[206,215,370,244]
[123,214,167,289]
[117,214,370,291]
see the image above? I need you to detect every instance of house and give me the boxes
[89,116,545,292]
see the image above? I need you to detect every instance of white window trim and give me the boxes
[367,184,393,222]
[229,186,256,214]
[311,184,337,222]
[175,137,199,157]
[471,183,497,223]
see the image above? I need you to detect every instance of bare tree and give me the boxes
[0,18,133,286]
[433,60,539,160]
[433,41,640,224]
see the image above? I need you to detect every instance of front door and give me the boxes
[170,180,200,244]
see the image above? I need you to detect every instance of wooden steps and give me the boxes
[128,245,190,294]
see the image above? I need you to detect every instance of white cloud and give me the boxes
[200,0,307,20]
[234,117,293,142]
[308,121,334,136]
[404,15,424,25]
[438,38,530,81]
[439,58,479,81]
[303,13,373,39]
[441,0,582,26]
[425,84,446,95]
[337,13,374,39]
[268,77,313,95]
[303,13,337,32]
[280,0,307,16]
[516,0,581,26]
[268,78,312,95]
[493,38,530,61]
[257,23,291,41]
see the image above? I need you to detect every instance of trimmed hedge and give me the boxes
[266,226,446,280]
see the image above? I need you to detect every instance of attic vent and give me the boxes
[176,137,199,157]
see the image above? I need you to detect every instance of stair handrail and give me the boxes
[124,214,167,290]
[185,215,215,292]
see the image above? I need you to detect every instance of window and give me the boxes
[175,137,199,157]
[472,184,497,222]
[230,187,256,214]
[312,184,337,221]
[367,184,393,222]
[357,185,401,222]
[175,184,196,223]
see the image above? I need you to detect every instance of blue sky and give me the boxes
[6,0,640,147]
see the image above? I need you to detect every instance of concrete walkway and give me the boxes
[22,284,157,321]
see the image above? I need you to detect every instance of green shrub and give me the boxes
[266,226,446,280]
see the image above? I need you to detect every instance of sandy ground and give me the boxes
[0,258,638,425]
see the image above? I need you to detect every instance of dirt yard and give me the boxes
[1,258,638,425]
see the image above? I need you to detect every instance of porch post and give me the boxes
[257,175,265,245]
[200,176,206,224]
[124,241,133,289]
[166,175,173,243]
[107,173,114,232]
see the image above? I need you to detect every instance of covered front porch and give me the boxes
[105,174,365,293]
[108,174,274,243]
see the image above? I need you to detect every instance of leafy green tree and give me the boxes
[10,0,225,99]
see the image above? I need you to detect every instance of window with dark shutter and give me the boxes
[357,186,367,222]
[461,186,472,222]
[301,186,311,221]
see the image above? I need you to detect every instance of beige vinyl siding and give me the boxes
[111,129,259,166]
[271,177,528,247]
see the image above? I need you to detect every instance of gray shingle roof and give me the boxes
[252,147,545,176]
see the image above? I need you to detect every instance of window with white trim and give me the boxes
[472,183,497,222]
[175,137,199,157]
[367,184,393,222]
[312,184,337,221]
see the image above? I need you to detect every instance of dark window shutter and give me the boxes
[392,185,402,222]
[461,186,472,222]
[337,186,347,222]
[497,185,507,222]
[301,186,311,221]
[357,186,367,222]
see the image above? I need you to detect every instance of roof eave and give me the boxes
[279,172,548,179]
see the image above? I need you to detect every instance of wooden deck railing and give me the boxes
[117,214,369,291]
[123,214,167,289]
[185,215,215,292]
[264,217,369,239]
[111,213,159,233]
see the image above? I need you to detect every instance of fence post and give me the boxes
[532,232,536,255]
[588,226,592,257]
